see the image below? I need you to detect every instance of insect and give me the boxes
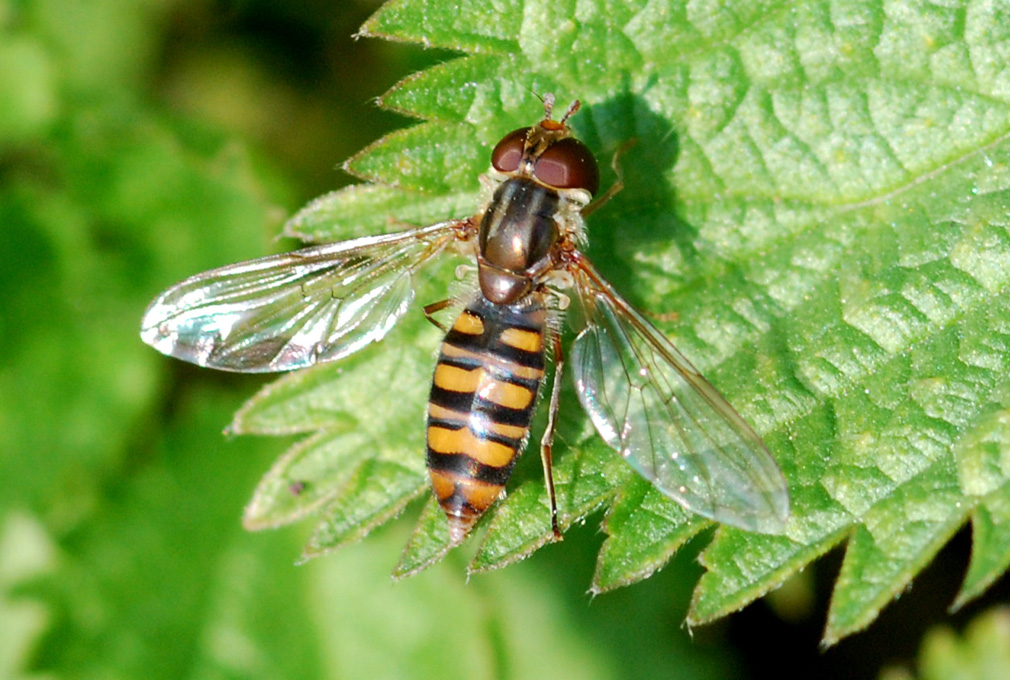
[141,95,790,545]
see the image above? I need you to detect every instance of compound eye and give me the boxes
[490,128,529,172]
[533,138,600,195]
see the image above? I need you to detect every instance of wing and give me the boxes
[141,221,466,372]
[569,257,789,534]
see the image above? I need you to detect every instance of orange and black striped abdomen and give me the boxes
[426,295,547,543]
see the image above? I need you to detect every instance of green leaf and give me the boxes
[224,0,1010,645]
[2,2,739,678]
[0,35,56,141]
[284,184,479,243]
[359,0,521,52]
[592,478,707,593]
[953,485,1010,612]
[880,606,1010,680]
[0,514,57,680]
[392,496,453,578]
[302,459,427,559]
[243,430,377,530]
[344,121,483,193]
[824,459,969,645]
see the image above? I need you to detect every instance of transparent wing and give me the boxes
[569,258,789,533]
[141,221,466,372]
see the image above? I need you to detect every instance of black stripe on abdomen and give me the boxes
[426,295,548,543]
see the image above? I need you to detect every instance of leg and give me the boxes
[423,298,453,332]
[539,333,565,540]
[581,139,636,217]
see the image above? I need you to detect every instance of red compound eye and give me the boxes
[490,128,529,172]
[533,137,600,195]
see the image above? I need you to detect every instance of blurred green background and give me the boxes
[1,1,1005,678]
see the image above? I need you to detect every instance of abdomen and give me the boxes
[426,294,547,544]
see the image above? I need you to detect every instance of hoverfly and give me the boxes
[141,95,790,545]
